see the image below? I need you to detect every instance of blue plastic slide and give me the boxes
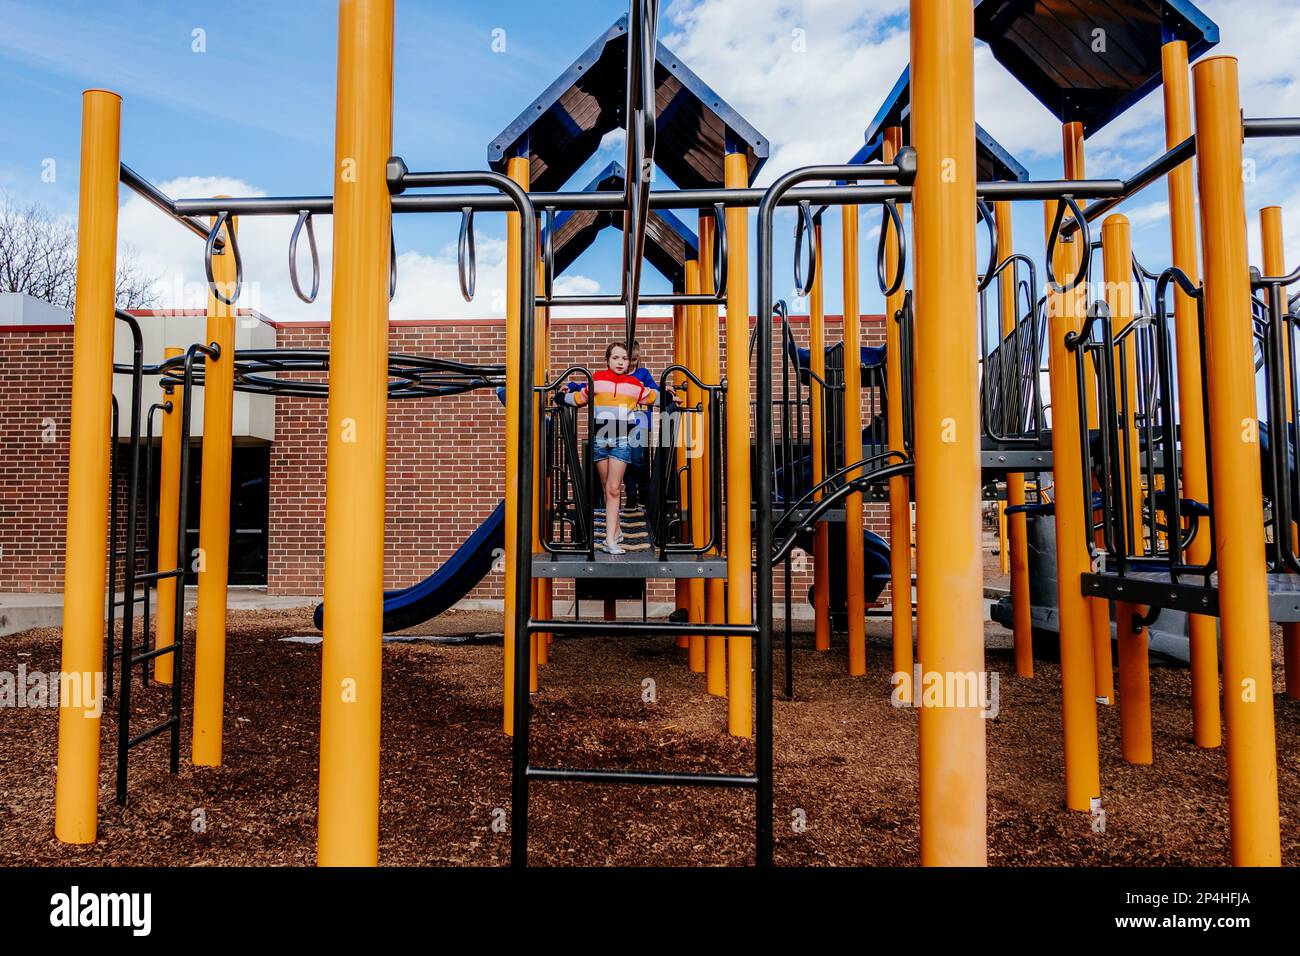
[313,501,505,633]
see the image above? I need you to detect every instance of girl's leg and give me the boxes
[604,458,627,543]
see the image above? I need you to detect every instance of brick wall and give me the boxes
[0,327,73,592]
[0,314,893,609]
[269,315,890,608]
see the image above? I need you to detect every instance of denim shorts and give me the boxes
[594,434,634,464]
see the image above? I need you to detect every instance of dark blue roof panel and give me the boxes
[541,162,700,289]
[488,16,768,192]
[860,68,1029,183]
[973,0,1219,137]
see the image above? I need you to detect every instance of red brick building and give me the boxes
[0,307,891,611]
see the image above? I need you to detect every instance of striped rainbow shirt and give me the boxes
[566,369,658,426]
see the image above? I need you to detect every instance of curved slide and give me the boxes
[313,500,505,634]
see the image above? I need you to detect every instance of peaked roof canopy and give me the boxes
[541,162,700,290]
[860,67,1029,182]
[973,0,1219,138]
[488,15,768,192]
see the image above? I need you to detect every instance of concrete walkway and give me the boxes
[0,588,318,637]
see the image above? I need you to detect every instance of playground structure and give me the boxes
[48,0,1300,868]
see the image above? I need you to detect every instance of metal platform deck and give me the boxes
[1081,569,1300,622]
[532,552,728,579]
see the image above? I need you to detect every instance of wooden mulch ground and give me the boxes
[2,606,1297,866]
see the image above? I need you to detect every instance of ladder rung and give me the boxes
[129,643,178,666]
[530,619,758,639]
[136,568,182,584]
[127,715,178,749]
[526,766,758,789]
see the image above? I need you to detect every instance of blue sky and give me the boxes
[1,0,1298,324]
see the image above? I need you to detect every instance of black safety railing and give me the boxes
[540,368,597,560]
[651,364,725,558]
[1255,260,1300,574]
[979,254,1046,447]
[108,313,204,805]
[1067,267,1214,592]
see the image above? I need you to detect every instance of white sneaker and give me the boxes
[602,540,627,555]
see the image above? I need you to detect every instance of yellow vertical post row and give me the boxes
[317,0,393,867]
[809,218,832,652]
[1104,215,1152,764]
[1193,55,1281,866]
[502,152,530,734]
[54,88,121,844]
[841,203,867,676]
[673,298,691,650]
[910,0,986,865]
[995,202,1032,677]
[684,258,707,672]
[883,126,912,695]
[700,212,728,697]
[724,150,752,736]
[1261,206,1300,701]
[153,346,184,685]
[1162,40,1221,747]
[1061,122,1115,705]
[190,209,238,766]
[1043,204,1102,810]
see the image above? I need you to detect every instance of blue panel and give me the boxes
[487,15,768,191]
[540,161,700,288]
[859,67,1029,183]
[973,0,1219,137]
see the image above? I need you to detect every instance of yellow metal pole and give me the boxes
[883,126,912,695]
[1104,215,1145,551]
[1163,40,1221,746]
[502,152,530,734]
[911,0,986,865]
[998,504,1009,574]
[317,0,393,867]
[153,346,184,685]
[1193,55,1281,866]
[724,150,752,737]
[685,257,708,672]
[54,88,121,845]
[1105,215,1152,764]
[996,201,1033,678]
[1261,206,1300,701]
[673,298,692,651]
[1060,122,1116,706]
[190,208,238,767]
[809,219,832,652]
[842,203,867,676]
[700,211,728,697]
[1043,207,1102,809]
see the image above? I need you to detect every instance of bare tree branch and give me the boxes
[0,191,158,312]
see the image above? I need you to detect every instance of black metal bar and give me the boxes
[114,310,145,807]
[106,395,120,699]
[127,716,179,750]
[536,291,727,308]
[526,766,758,788]
[120,162,223,247]
[531,619,758,638]
[1244,117,1300,138]
[129,642,178,666]
[135,568,185,584]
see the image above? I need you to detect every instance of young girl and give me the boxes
[566,342,658,554]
